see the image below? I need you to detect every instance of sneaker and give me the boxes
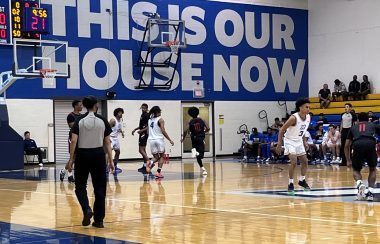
[114,167,122,175]
[357,183,366,200]
[82,208,93,226]
[202,169,208,175]
[288,183,295,194]
[38,163,43,167]
[92,221,104,228]
[155,172,164,178]
[298,180,310,190]
[68,176,75,183]
[59,169,66,182]
[366,191,375,201]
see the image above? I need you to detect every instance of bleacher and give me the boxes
[309,94,380,124]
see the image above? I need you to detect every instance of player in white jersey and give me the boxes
[276,98,311,194]
[109,108,124,174]
[146,106,174,178]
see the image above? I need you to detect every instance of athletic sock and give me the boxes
[300,175,306,181]
[289,179,294,184]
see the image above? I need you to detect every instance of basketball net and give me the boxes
[165,40,180,54]
[39,69,57,86]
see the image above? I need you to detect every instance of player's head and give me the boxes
[188,107,199,118]
[344,103,352,113]
[113,108,124,118]
[334,79,340,85]
[368,111,373,116]
[24,131,30,139]
[295,97,310,114]
[328,124,336,131]
[141,103,148,113]
[82,96,98,111]
[72,100,83,112]
[149,106,161,118]
[358,112,369,122]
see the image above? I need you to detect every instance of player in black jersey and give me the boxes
[181,107,210,175]
[132,104,151,173]
[345,112,380,201]
[60,100,82,183]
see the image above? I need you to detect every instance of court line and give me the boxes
[1,187,380,228]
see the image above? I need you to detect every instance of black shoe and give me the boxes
[138,166,147,174]
[298,180,310,190]
[82,208,93,226]
[288,183,294,193]
[68,176,75,183]
[366,191,375,201]
[92,221,104,228]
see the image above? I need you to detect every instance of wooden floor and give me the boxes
[1,159,380,243]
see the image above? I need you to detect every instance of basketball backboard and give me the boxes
[147,19,186,48]
[12,38,70,78]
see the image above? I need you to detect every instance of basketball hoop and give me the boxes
[165,40,180,54]
[39,68,57,79]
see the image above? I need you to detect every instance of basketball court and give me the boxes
[0,161,379,243]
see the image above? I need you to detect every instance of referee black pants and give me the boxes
[74,147,107,223]
[340,128,350,166]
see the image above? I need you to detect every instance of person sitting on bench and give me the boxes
[24,131,44,165]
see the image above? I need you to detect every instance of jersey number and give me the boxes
[150,122,154,129]
[299,131,304,136]
[194,123,201,132]
[359,123,366,132]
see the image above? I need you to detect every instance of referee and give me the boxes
[67,96,114,228]
[345,112,380,201]
[340,103,357,165]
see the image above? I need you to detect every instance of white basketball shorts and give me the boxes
[149,139,165,155]
[110,137,120,150]
[283,138,306,156]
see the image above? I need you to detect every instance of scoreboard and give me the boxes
[0,0,50,45]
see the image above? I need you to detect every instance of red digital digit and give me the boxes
[0,13,5,25]
[25,3,30,7]
[32,16,38,30]
[0,29,6,38]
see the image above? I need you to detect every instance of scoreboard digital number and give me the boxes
[0,0,50,45]
[0,2,11,44]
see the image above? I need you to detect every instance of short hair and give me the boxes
[358,112,369,122]
[113,108,124,117]
[274,117,280,121]
[82,96,98,110]
[328,124,336,128]
[24,131,30,136]
[141,103,148,109]
[295,97,310,111]
[72,100,81,108]
[188,107,199,118]
[345,103,352,108]
[334,79,340,85]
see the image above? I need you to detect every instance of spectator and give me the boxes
[261,127,277,163]
[304,130,318,162]
[326,124,341,163]
[368,111,379,123]
[317,113,329,125]
[270,118,282,131]
[360,75,371,100]
[318,84,331,108]
[23,131,44,166]
[332,79,348,101]
[242,128,262,162]
[348,75,361,100]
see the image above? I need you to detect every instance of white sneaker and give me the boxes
[38,163,43,167]
[202,169,208,175]
[357,183,366,200]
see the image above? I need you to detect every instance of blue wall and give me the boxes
[0,0,308,101]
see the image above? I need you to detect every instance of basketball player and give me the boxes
[109,108,124,174]
[181,107,210,175]
[276,98,311,193]
[132,104,150,173]
[345,112,380,201]
[60,100,82,183]
[146,106,174,178]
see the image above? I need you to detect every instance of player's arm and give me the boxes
[204,120,210,133]
[104,135,114,172]
[276,115,296,154]
[132,126,140,135]
[68,133,78,171]
[159,118,174,146]
[303,134,309,151]
[109,118,116,127]
[67,114,75,128]
[181,125,189,143]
